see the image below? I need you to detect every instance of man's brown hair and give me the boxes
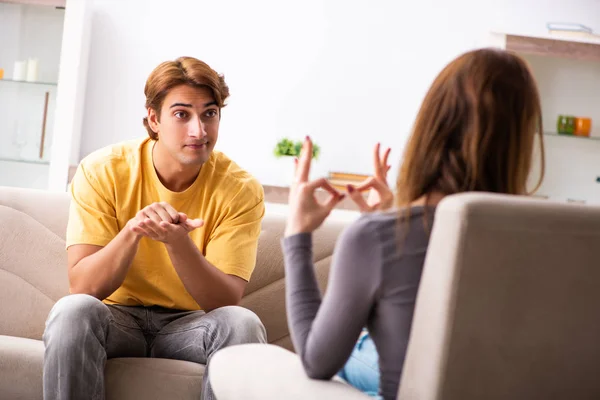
[142,57,230,140]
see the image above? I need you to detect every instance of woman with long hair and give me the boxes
[283,48,545,400]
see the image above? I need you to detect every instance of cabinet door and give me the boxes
[0,81,57,163]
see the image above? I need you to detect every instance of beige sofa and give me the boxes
[211,193,600,400]
[0,185,350,400]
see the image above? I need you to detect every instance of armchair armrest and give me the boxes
[210,344,371,400]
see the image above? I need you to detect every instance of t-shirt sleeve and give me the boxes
[204,184,265,281]
[66,162,119,249]
[282,217,382,379]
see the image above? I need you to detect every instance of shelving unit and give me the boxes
[489,29,600,204]
[0,0,92,190]
[489,31,600,57]
[494,32,600,62]
[0,77,57,165]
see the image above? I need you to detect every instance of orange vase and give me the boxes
[574,117,591,137]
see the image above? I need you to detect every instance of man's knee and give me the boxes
[45,294,109,340]
[210,306,267,344]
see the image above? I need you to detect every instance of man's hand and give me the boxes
[128,202,204,244]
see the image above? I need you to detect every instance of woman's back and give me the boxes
[282,47,545,400]
[284,206,434,400]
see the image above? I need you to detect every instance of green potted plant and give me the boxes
[273,138,320,159]
[273,138,320,186]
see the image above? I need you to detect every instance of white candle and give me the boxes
[12,61,27,81]
[26,58,39,82]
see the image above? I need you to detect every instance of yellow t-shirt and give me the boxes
[66,137,265,311]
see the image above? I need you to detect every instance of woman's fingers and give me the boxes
[306,177,342,197]
[296,137,313,183]
[346,185,374,212]
[373,143,392,180]
[373,142,382,177]
[348,176,394,212]
[381,147,391,177]
[304,178,345,211]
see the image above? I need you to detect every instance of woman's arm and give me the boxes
[283,217,382,379]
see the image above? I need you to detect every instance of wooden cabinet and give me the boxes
[489,30,600,203]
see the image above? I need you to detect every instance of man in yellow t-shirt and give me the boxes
[42,57,266,400]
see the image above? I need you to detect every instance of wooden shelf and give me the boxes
[0,156,49,165]
[0,78,57,87]
[490,32,600,62]
[544,132,600,142]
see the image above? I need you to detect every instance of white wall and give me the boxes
[79,0,600,194]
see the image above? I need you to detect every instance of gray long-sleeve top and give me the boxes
[283,207,434,400]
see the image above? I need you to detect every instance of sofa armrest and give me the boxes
[210,344,371,400]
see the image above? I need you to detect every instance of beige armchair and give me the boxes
[211,193,600,400]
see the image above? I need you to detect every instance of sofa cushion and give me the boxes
[0,335,206,400]
[105,358,204,400]
[0,335,44,400]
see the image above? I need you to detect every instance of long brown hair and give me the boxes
[397,48,545,208]
[142,56,230,140]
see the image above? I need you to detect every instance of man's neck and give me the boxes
[152,143,202,192]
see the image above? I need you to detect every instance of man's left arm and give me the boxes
[165,194,265,312]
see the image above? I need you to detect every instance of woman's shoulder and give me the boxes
[352,206,430,229]
[339,206,434,247]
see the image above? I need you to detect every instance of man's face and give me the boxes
[148,84,220,166]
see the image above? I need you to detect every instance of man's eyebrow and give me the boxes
[169,101,218,108]
[170,103,193,108]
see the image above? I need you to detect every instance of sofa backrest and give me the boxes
[241,207,349,349]
[0,186,349,349]
[399,192,600,400]
[0,187,70,340]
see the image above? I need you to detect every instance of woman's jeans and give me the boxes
[337,330,382,399]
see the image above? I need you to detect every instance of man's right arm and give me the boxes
[68,220,141,300]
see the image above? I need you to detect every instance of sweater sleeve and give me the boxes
[282,218,382,379]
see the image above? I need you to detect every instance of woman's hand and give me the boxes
[285,137,345,237]
[347,143,394,212]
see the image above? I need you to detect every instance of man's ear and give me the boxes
[147,108,160,133]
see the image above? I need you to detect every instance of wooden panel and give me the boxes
[0,0,65,7]
[67,165,77,183]
[329,171,369,181]
[506,35,600,62]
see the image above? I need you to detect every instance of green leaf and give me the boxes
[274,137,321,159]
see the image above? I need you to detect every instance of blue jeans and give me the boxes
[337,330,382,399]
